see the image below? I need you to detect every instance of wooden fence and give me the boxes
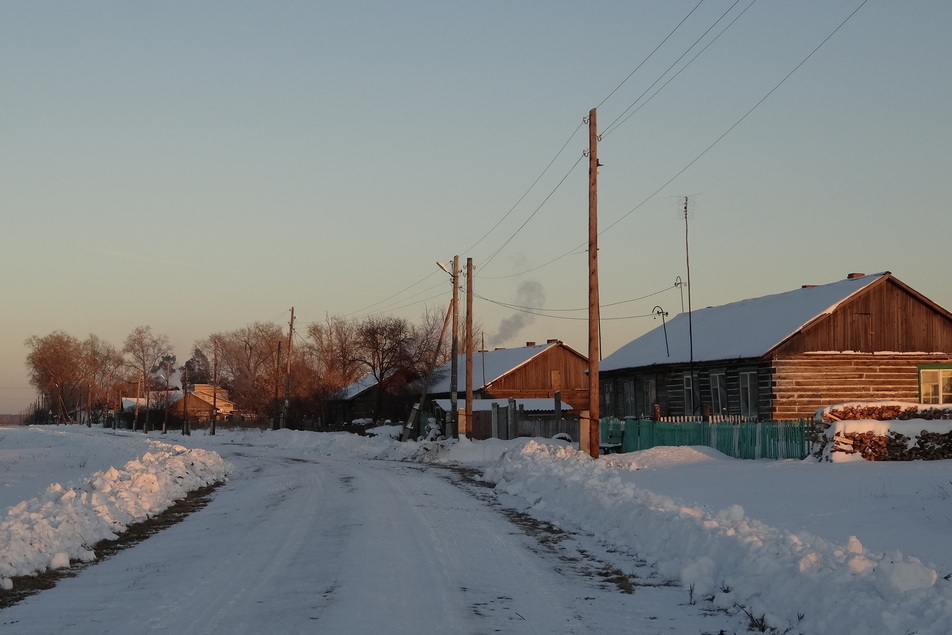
[604,417,811,460]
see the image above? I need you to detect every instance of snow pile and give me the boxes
[482,440,952,635]
[0,440,227,589]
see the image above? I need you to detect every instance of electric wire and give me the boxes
[477,284,675,314]
[601,0,743,138]
[462,122,584,257]
[603,0,758,139]
[601,0,869,236]
[488,0,869,280]
[596,0,706,110]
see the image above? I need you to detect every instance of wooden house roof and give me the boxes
[426,341,587,394]
[601,272,952,371]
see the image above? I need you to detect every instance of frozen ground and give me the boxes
[1,424,951,634]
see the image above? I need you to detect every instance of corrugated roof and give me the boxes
[601,273,887,371]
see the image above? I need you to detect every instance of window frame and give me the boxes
[919,365,952,405]
[710,370,728,415]
[739,370,759,419]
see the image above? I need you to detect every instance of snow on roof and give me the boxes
[432,398,573,412]
[337,373,381,401]
[426,342,557,394]
[601,273,887,371]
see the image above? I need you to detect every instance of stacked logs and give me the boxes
[813,403,952,461]
[819,403,952,423]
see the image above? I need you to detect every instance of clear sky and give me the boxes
[2,1,950,414]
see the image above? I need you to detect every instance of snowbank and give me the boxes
[481,440,952,635]
[0,436,227,589]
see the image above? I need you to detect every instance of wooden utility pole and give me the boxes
[464,257,474,438]
[162,358,171,434]
[272,340,282,430]
[281,307,295,429]
[182,366,190,436]
[211,337,218,435]
[587,107,601,459]
[449,255,459,439]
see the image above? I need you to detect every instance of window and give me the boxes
[601,381,615,413]
[640,378,656,418]
[683,372,696,415]
[622,380,635,417]
[739,370,759,419]
[710,371,728,415]
[920,367,952,404]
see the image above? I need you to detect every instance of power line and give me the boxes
[602,0,869,235]
[463,122,584,257]
[597,0,707,110]
[603,0,758,139]
[479,153,586,272]
[474,284,675,316]
[602,0,744,138]
[493,0,869,280]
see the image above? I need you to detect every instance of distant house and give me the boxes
[600,272,952,421]
[425,340,590,412]
[168,384,235,422]
[329,340,590,429]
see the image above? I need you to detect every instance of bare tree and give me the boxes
[305,316,363,395]
[81,334,124,426]
[25,331,84,422]
[123,326,172,432]
[202,322,283,416]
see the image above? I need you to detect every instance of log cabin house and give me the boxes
[600,272,952,421]
[331,340,590,426]
[425,340,590,412]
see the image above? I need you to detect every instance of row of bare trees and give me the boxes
[24,309,451,427]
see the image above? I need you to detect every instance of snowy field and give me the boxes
[2,424,952,634]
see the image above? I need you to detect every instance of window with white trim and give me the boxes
[739,370,759,418]
[920,367,952,404]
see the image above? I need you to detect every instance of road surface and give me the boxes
[0,441,746,634]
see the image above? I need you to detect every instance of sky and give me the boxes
[3,423,952,633]
[2,1,951,413]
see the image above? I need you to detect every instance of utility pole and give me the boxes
[587,107,601,459]
[464,257,474,438]
[683,196,696,414]
[162,358,171,434]
[211,337,218,436]
[449,256,460,438]
[272,340,282,430]
[182,366,190,436]
[281,307,295,429]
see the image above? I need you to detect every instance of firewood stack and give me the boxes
[812,403,952,461]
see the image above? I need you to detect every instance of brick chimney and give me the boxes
[847,272,865,279]
[525,341,536,347]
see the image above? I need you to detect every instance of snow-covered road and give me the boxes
[1,436,746,634]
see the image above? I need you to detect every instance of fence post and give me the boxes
[755,421,762,460]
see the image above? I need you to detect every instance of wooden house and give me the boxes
[425,340,590,412]
[168,385,235,422]
[330,340,590,427]
[600,273,952,421]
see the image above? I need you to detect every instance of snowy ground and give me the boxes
[2,424,952,634]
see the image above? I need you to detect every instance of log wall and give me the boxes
[770,353,952,421]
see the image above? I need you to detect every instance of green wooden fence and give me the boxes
[603,417,811,460]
